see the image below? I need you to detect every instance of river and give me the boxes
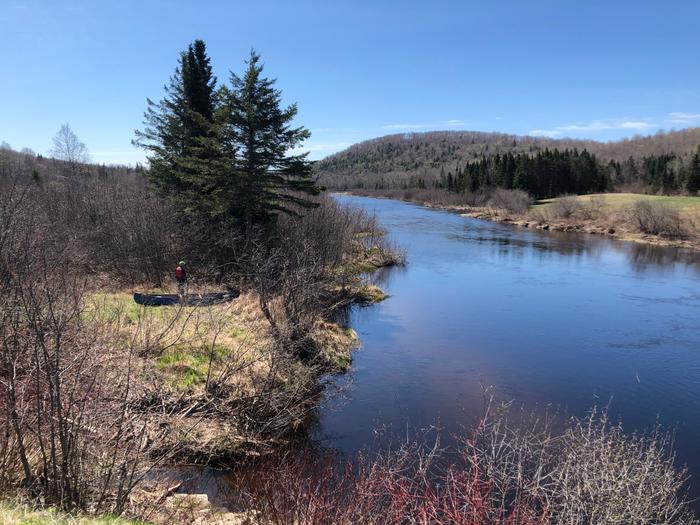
[317,194,700,494]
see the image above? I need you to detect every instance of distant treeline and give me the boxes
[431,149,606,199]
[317,129,700,196]
[336,147,700,198]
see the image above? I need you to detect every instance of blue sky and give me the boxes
[1,0,699,165]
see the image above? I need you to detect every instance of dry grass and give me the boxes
[88,291,273,388]
[81,288,359,462]
[534,193,700,221]
[0,501,148,524]
[526,193,700,243]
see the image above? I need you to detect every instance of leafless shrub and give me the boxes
[547,194,581,219]
[229,402,697,524]
[551,410,692,524]
[629,200,686,239]
[528,208,548,224]
[0,195,159,514]
[531,195,608,224]
[577,194,607,220]
[244,236,338,357]
[488,188,533,215]
[461,189,493,208]
[241,196,395,361]
[41,174,182,286]
[0,151,184,286]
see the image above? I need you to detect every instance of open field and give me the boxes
[521,193,700,247]
[534,193,700,220]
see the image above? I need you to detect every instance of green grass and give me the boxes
[229,326,248,339]
[156,343,232,388]
[338,260,381,275]
[353,284,388,303]
[86,293,165,324]
[326,350,352,371]
[0,501,148,525]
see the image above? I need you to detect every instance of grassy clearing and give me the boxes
[76,289,360,463]
[522,192,700,246]
[0,501,147,525]
[86,292,173,324]
[88,291,273,389]
[534,193,700,218]
[89,288,359,392]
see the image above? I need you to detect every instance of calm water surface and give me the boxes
[318,195,700,490]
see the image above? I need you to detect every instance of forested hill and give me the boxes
[317,128,700,191]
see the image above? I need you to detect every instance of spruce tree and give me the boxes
[686,146,700,195]
[134,40,224,216]
[221,50,319,230]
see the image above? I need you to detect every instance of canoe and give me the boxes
[133,290,240,306]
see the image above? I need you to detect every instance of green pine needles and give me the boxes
[687,146,700,195]
[134,41,319,231]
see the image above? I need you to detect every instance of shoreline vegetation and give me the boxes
[344,188,700,251]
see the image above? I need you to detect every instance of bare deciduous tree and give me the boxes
[50,124,90,173]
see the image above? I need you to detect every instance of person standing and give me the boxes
[175,261,188,296]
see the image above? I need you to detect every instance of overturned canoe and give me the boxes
[133,291,240,307]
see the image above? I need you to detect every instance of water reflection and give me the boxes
[627,242,700,274]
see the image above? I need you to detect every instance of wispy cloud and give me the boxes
[381,119,468,131]
[529,129,562,138]
[529,118,656,137]
[556,120,654,132]
[619,121,655,129]
[665,112,700,124]
[441,119,467,127]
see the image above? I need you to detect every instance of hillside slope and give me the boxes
[317,128,700,189]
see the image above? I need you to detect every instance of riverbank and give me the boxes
[345,189,700,251]
[100,242,399,520]
[125,248,399,458]
[0,261,397,525]
[0,177,404,524]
